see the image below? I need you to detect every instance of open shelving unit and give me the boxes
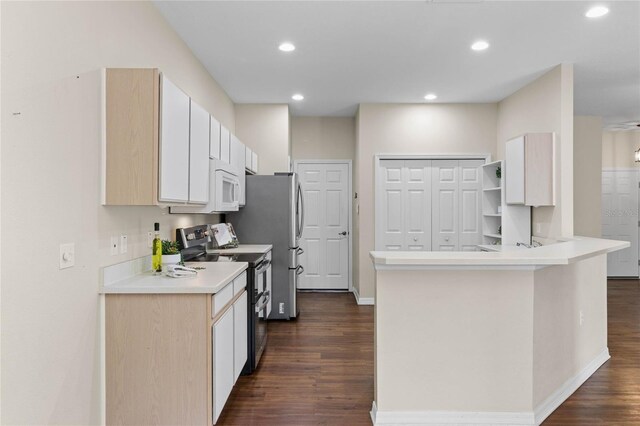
[480,159,531,249]
[481,161,503,245]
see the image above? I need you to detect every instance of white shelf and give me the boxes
[483,187,501,192]
[483,213,502,217]
[482,160,502,168]
[483,233,502,239]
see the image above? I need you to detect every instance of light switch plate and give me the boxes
[110,236,118,255]
[60,243,75,269]
[120,235,128,254]
[147,232,154,248]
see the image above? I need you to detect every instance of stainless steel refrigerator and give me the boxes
[227,172,304,320]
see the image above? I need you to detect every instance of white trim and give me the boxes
[533,347,610,424]
[374,153,492,251]
[293,159,353,292]
[352,286,374,305]
[100,294,106,425]
[369,348,610,426]
[371,401,534,425]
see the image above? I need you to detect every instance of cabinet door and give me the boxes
[458,160,484,251]
[252,152,258,174]
[189,99,210,204]
[210,116,221,159]
[220,126,231,164]
[245,147,252,172]
[213,307,234,424]
[231,135,246,206]
[505,136,525,205]
[159,74,190,202]
[377,160,405,250]
[404,160,431,250]
[233,292,248,382]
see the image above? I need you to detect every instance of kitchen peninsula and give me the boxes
[369,237,628,426]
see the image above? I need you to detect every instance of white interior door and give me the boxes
[297,162,350,290]
[602,170,639,277]
[378,160,405,250]
[432,160,459,251]
[404,160,432,250]
[459,160,484,251]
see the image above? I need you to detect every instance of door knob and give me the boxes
[445,237,450,242]
[339,231,348,236]
[413,237,418,242]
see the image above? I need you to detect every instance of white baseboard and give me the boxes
[371,348,611,426]
[371,401,534,425]
[352,287,374,305]
[533,347,610,424]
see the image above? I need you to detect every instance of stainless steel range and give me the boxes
[177,225,271,374]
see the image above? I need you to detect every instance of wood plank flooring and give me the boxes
[545,280,640,425]
[219,282,640,425]
[217,292,374,425]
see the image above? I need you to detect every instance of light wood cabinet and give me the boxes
[106,273,249,425]
[505,133,555,207]
[189,99,210,204]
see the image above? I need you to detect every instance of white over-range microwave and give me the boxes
[170,160,241,214]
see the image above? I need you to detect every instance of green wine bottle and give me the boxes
[152,222,162,273]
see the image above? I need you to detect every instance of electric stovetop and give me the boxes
[185,252,265,267]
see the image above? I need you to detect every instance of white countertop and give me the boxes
[371,236,629,269]
[100,262,248,294]
[207,244,273,255]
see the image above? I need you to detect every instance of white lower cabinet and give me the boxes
[213,307,234,424]
[233,292,248,382]
[212,271,249,424]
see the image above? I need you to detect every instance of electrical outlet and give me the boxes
[59,243,75,269]
[120,235,128,254]
[110,236,119,255]
[279,303,285,314]
[147,232,154,248]
[579,310,584,326]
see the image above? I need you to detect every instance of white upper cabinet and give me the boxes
[245,147,252,173]
[210,115,221,160]
[220,126,231,164]
[159,74,190,203]
[252,151,258,174]
[230,134,246,206]
[505,133,555,207]
[188,99,210,204]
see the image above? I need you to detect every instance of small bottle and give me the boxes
[152,222,162,273]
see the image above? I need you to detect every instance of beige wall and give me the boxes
[291,117,355,160]
[602,130,640,168]
[497,64,574,239]
[356,103,498,298]
[235,104,290,175]
[1,2,235,424]
[574,116,603,237]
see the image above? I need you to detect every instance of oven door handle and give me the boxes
[255,259,271,275]
[255,291,271,312]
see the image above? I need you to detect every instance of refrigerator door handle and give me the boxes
[296,265,304,275]
[297,183,304,240]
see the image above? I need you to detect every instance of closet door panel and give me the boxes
[378,160,405,250]
[404,160,431,250]
[432,160,459,251]
[459,160,484,251]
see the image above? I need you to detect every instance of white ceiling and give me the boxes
[154,1,640,126]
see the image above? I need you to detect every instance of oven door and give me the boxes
[254,260,271,368]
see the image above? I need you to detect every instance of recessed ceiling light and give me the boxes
[292,94,304,101]
[471,40,490,51]
[278,42,296,52]
[585,6,609,18]
[424,93,438,101]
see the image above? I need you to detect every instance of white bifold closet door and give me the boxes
[378,160,432,250]
[378,159,483,251]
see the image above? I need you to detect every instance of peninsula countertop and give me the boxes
[371,236,629,268]
[100,261,248,294]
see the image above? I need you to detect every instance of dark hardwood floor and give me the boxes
[219,282,640,425]
[218,292,374,425]
[545,280,640,425]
